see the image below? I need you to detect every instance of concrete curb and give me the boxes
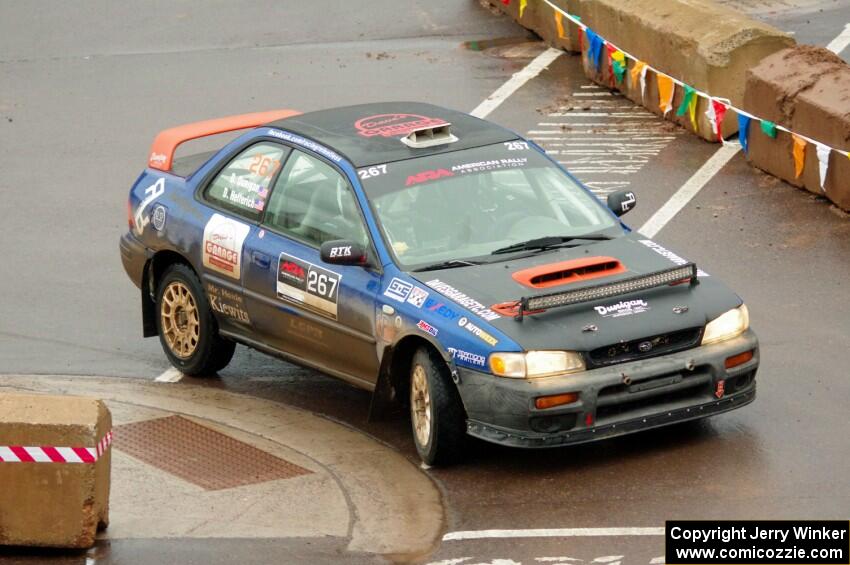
[0,375,445,562]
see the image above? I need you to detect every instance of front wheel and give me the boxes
[410,348,467,466]
[155,263,235,376]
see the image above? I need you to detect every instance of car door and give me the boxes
[241,148,381,387]
[196,141,290,337]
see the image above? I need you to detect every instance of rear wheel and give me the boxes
[410,347,467,465]
[155,264,235,376]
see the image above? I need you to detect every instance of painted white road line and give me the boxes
[639,143,741,238]
[155,367,184,383]
[470,48,562,119]
[826,23,850,54]
[443,527,665,541]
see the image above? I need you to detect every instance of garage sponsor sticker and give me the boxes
[277,253,341,319]
[202,214,250,280]
[594,299,650,318]
[354,113,447,138]
[638,240,709,277]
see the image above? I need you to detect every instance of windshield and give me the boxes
[359,141,621,269]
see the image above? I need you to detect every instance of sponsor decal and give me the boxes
[288,317,325,344]
[594,299,650,318]
[638,239,709,277]
[447,347,486,368]
[149,152,167,166]
[424,279,500,321]
[266,129,343,163]
[384,277,413,302]
[133,177,166,236]
[458,316,498,346]
[206,283,250,324]
[406,287,429,308]
[354,113,447,138]
[202,214,250,279]
[715,379,725,399]
[416,320,439,337]
[357,164,387,180]
[276,253,341,319]
[620,191,636,213]
[328,245,353,259]
[151,204,167,231]
[423,298,461,321]
[405,168,454,187]
[451,157,528,175]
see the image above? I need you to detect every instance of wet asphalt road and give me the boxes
[2,1,850,563]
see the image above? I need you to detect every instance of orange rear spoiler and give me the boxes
[147,109,301,171]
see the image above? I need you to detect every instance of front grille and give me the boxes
[586,327,702,368]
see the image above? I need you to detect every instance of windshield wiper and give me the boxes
[412,259,482,272]
[490,234,613,255]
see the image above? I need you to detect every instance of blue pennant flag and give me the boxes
[585,28,605,72]
[738,114,751,154]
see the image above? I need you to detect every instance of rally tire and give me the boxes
[155,263,235,376]
[410,347,467,466]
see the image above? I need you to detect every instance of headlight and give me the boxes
[701,304,749,345]
[489,351,585,378]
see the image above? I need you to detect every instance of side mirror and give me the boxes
[320,240,369,266]
[607,190,636,217]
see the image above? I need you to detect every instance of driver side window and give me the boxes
[264,150,369,248]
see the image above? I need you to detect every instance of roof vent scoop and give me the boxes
[401,123,458,148]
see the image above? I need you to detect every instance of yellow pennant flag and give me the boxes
[688,93,698,131]
[519,0,527,18]
[792,134,807,179]
[554,10,565,39]
[657,75,675,115]
[630,61,646,88]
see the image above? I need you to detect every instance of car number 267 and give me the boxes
[308,270,338,299]
[357,164,387,180]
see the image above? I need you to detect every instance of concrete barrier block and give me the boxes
[0,393,111,548]
[744,46,850,211]
[486,0,583,53]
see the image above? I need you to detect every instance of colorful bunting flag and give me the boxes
[738,115,751,154]
[688,93,699,131]
[815,142,830,192]
[705,99,728,142]
[792,134,807,179]
[519,0,527,18]
[676,85,695,117]
[761,120,777,138]
[629,61,647,98]
[657,75,675,116]
[610,49,626,84]
[585,28,605,72]
[554,11,565,39]
[502,0,510,5]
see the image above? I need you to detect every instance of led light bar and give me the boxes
[516,263,698,321]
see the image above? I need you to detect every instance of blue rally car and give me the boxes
[121,102,759,465]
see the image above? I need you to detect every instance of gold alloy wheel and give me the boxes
[411,364,432,448]
[160,281,200,359]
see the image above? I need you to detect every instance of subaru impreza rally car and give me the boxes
[121,102,758,465]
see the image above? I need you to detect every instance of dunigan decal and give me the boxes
[354,114,447,138]
[277,253,341,319]
[206,283,250,325]
[638,240,709,277]
[416,320,439,337]
[384,277,413,303]
[424,279,500,321]
[458,316,498,346]
[594,299,650,318]
[202,214,250,279]
[447,347,486,368]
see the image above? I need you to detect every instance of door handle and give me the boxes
[251,251,270,269]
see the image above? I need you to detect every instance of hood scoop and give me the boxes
[512,256,626,289]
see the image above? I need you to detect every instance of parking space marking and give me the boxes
[471,47,563,119]
[443,527,665,541]
[825,23,850,54]
[155,367,184,383]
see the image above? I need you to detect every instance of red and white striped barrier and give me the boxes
[0,430,113,463]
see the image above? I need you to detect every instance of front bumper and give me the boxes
[456,330,759,448]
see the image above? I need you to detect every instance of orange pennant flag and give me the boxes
[657,75,675,115]
[630,61,646,89]
[792,134,807,179]
[554,10,565,39]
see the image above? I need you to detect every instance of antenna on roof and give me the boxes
[401,123,458,149]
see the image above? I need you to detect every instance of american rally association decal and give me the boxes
[202,214,250,280]
[277,253,341,319]
[354,114,447,138]
[594,299,650,318]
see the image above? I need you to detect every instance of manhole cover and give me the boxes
[114,415,311,491]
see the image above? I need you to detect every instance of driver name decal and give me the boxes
[277,253,341,320]
[202,214,250,280]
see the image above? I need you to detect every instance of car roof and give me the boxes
[264,102,518,168]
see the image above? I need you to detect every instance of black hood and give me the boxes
[410,233,742,351]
